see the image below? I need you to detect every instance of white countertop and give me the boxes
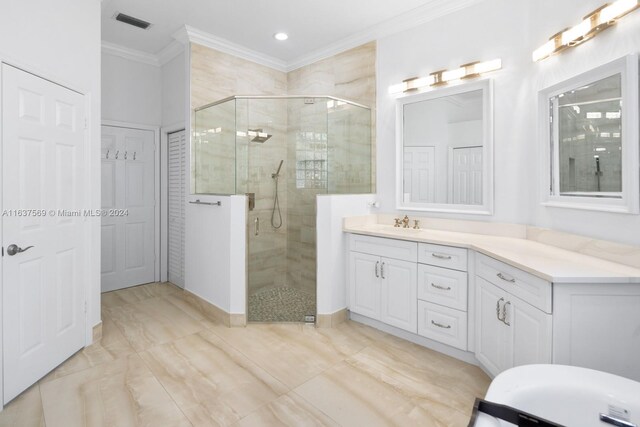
[343,223,640,284]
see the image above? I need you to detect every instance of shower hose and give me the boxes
[271,176,283,229]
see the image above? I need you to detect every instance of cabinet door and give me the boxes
[504,294,552,369]
[349,252,381,319]
[475,277,508,377]
[380,258,417,333]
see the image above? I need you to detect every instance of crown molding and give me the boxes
[173,25,288,72]
[101,0,485,72]
[157,40,184,65]
[286,0,486,71]
[101,41,160,67]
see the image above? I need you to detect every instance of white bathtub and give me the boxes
[473,365,640,427]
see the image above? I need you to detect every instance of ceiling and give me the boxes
[101,0,479,66]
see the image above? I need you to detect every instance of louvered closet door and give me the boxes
[168,130,186,287]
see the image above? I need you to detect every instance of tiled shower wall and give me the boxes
[191,41,377,308]
[286,42,377,299]
[191,44,289,298]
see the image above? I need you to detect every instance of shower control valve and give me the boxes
[394,218,402,227]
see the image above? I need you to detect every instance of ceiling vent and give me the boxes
[114,12,152,30]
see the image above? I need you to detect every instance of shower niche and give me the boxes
[194,96,373,322]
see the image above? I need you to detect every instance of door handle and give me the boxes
[375,261,379,278]
[6,244,34,256]
[380,262,385,279]
[254,217,259,236]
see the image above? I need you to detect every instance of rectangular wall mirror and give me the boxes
[539,54,639,213]
[396,79,493,214]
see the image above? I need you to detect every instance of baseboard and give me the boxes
[349,312,479,366]
[316,308,348,328]
[180,289,246,327]
[92,322,103,342]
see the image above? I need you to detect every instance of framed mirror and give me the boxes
[539,55,639,214]
[396,79,493,214]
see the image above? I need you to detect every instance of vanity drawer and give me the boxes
[476,253,552,313]
[349,234,417,262]
[418,264,467,311]
[418,243,467,271]
[417,301,467,351]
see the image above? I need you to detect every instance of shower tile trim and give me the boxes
[179,289,246,327]
[316,308,348,328]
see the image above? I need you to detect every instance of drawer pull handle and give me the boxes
[381,262,385,279]
[502,301,511,326]
[496,297,505,321]
[432,253,452,260]
[497,272,515,283]
[375,261,379,278]
[431,283,451,291]
[431,320,451,329]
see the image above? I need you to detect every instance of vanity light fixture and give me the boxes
[388,59,502,95]
[532,0,639,62]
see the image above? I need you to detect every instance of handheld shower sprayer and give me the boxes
[272,160,284,179]
[271,160,284,229]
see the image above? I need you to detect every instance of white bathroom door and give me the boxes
[101,125,155,292]
[450,146,483,204]
[1,64,86,403]
[167,130,186,287]
[403,147,435,203]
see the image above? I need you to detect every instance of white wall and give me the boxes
[102,52,162,126]
[0,0,102,341]
[184,195,246,314]
[377,0,640,246]
[317,194,375,314]
[161,51,187,127]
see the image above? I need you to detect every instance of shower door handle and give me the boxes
[255,217,259,236]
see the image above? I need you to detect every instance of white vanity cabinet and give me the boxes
[348,235,418,333]
[416,244,469,351]
[475,277,552,377]
[345,228,640,381]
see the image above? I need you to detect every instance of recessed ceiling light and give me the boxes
[273,32,289,41]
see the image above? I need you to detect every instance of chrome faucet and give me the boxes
[394,218,402,227]
[402,215,410,228]
[413,219,420,230]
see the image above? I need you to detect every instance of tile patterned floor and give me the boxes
[0,282,490,427]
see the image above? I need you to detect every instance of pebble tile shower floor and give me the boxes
[0,282,490,426]
[247,286,316,322]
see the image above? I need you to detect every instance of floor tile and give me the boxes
[139,329,288,426]
[235,392,338,427]
[40,354,191,427]
[3,291,490,427]
[101,282,181,310]
[346,339,489,415]
[105,295,210,352]
[0,384,44,427]
[293,361,417,427]
[209,324,347,389]
[41,314,135,383]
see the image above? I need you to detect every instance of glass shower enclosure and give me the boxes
[194,96,372,322]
